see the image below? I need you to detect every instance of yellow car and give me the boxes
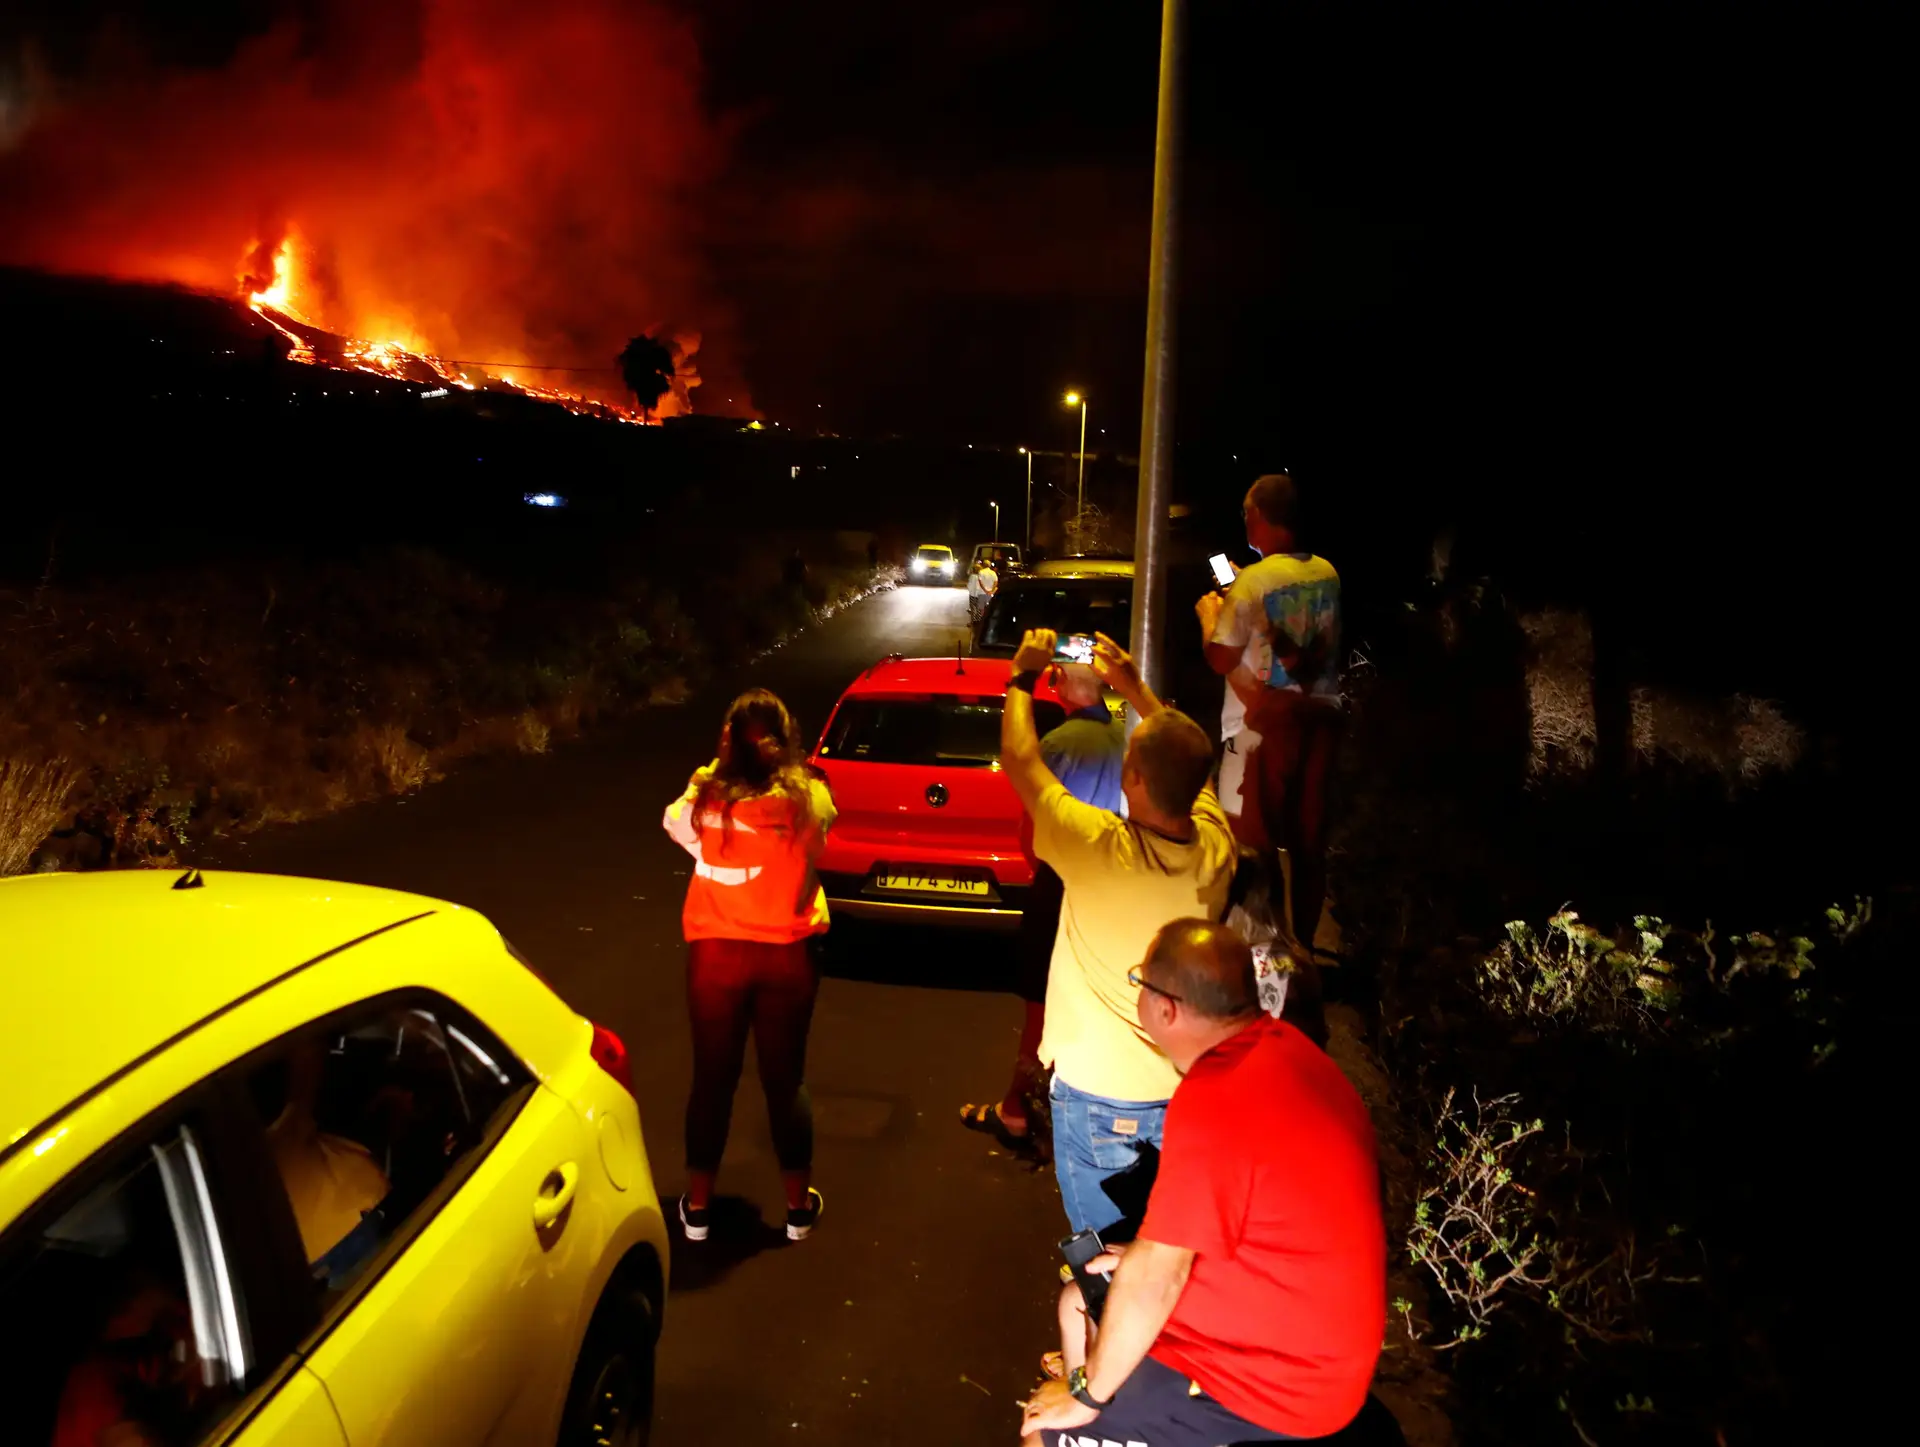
[0,869,667,1447]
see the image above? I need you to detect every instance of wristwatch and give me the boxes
[1067,1365,1110,1410]
[1008,669,1042,694]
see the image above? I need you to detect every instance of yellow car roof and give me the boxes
[0,870,455,1162]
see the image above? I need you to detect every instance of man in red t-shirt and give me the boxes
[1020,919,1385,1446]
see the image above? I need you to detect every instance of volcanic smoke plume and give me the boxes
[0,0,721,414]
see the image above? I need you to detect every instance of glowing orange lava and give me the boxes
[247,236,295,311]
[238,230,642,422]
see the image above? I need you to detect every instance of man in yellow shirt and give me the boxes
[1000,627,1236,1234]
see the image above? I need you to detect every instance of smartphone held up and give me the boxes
[1209,552,1236,588]
[1057,633,1096,665]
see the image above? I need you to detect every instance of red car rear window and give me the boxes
[820,696,1066,768]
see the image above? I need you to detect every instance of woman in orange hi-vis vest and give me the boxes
[662,689,836,1244]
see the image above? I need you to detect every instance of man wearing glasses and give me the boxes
[1020,919,1385,1447]
[999,628,1236,1236]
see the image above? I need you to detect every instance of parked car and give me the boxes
[1025,553,1131,578]
[0,869,667,1447]
[809,655,1070,929]
[907,543,956,584]
[973,565,1136,659]
[969,542,1022,575]
[972,558,1225,734]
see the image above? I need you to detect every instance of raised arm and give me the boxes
[1090,632,1164,720]
[799,774,837,863]
[1000,628,1063,815]
[661,762,716,858]
[1196,590,1242,677]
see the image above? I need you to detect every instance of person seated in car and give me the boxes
[53,1266,203,1447]
[265,1040,391,1283]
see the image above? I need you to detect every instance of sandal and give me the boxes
[958,1101,1032,1151]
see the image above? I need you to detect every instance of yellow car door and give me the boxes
[3,1105,351,1447]
[292,1034,602,1447]
[231,1368,351,1446]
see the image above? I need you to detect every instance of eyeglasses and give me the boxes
[1127,966,1182,1004]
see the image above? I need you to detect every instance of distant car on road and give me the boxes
[908,544,956,584]
[809,655,1070,929]
[0,869,667,1447]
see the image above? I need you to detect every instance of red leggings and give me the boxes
[1235,692,1345,952]
[684,938,820,1174]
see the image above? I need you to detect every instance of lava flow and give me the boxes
[240,232,639,422]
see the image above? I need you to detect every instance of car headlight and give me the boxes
[912,559,927,571]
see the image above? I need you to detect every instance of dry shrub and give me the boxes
[2,534,857,862]
[1,756,79,875]
[648,674,692,706]
[512,712,552,755]
[1520,610,1804,786]
[539,681,597,740]
[356,723,432,795]
[1519,609,1596,776]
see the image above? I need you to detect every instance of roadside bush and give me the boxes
[1384,897,1861,1443]
[0,756,79,875]
[1334,591,1863,1444]
[1518,609,1805,788]
[0,544,882,872]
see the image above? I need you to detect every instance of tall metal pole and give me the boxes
[1129,0,1185,696]
[1076,401,1088,526]
[1024,449,1034,551]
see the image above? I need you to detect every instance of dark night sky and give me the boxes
[2,2,1895,541]
[690,2,1883,465]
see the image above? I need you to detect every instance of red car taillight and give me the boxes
[589,1023,635,1097]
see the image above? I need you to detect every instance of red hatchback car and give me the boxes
[809,655,1071,929]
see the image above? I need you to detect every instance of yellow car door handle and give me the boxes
[533,1162,579,1227]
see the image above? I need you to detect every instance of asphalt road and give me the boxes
[206,581,1062,1446]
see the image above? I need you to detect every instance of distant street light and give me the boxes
[989,499,1000,541]
[1019,446,1033,551]
[1064,391,1089,531]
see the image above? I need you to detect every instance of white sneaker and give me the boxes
[785,1187,824,1241]
[678,1194,710,1242]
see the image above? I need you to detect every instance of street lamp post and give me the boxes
[989,499,999,541]
[1129,0,1187,697]
[1020,447,1033,552]
[1064,391,1088,535]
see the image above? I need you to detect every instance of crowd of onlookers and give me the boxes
[663,474,1391,1445]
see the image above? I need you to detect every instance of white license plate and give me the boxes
[872,871,991,896]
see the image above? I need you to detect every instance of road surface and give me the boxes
[206,581,1062,1445]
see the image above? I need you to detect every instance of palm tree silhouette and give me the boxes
[618,334,679,420]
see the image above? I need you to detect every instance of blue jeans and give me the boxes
[1050,1073,1168,1235]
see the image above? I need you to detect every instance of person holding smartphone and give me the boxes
[662,688,836,1244]
[960,660,1125,1152]
[1019,918,1384,1447]
[999,628,1235,1237]
[1196,472,1344,956]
